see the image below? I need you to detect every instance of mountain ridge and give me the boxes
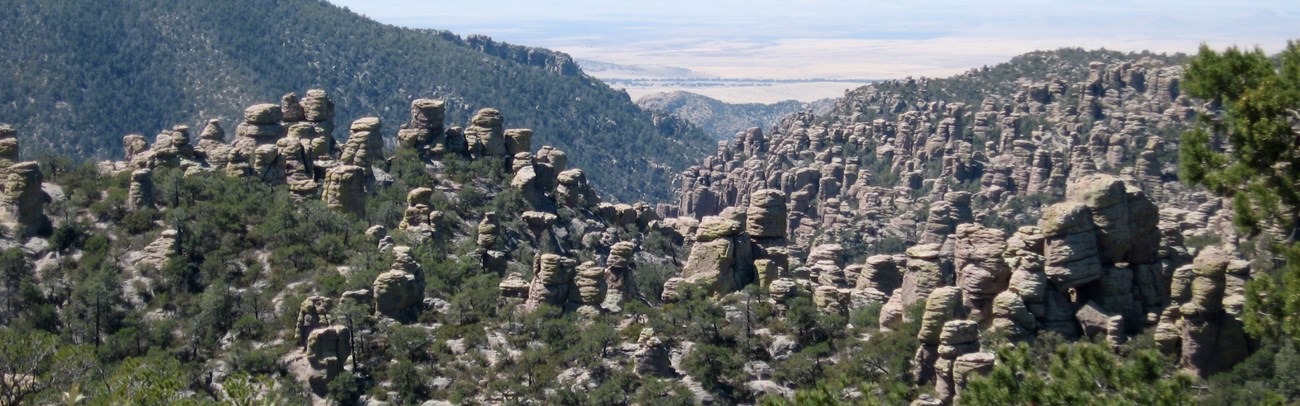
[637,91,837,141]
[0,0,713,202]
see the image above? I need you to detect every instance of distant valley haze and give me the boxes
[333,0,1296,103]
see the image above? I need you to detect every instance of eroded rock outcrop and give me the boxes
[466,108,506,158]
[322,165,367,218]
[1155,245,1250,377]
[128,168,155,211]
[373,246,425,323]
[397,99,447,156]
[524,253,579,311]
[0,161,49,237]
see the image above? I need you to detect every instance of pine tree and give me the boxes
[1180,41,1300,346]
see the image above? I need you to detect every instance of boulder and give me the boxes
[917,287,963,345]
[127,168,155,211]
[746,189,788,238]
[373,270,422,322]
[0,162,50,236]
[304,325,351,395]
[1039,202,1102,288]
[244,104,283,125]
[880,244,948,330]
[295,296,333,348]
[340,117,383,167]
[505,128,533,156]
[466,108,506,157]
[322,165,367,217]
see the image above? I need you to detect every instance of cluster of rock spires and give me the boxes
[669,57,1223,254]
[0,52,1272,404]
[646,55,1254,403]
[39,89,675,401]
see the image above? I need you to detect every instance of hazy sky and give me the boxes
[328,1,1297,100]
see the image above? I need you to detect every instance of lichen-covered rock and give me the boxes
[280,92,306,123]
[604,241,638,309]
[857,255,902,301]
[398,99,446,155]
[195,120,231,168]
[695,216,743,242]
[813,285,845,314]
[278,126,318,196]
[536,145,568,172]
[556,168,597,208]
[755,259,779,290]
[123,133,150,164]
[575,261,607,307]
[633,328,674,378]
[477,213,500,251]
[954,224,1009,299]
[1065,174,1132,263]
[938,319,980,358]
[399,187,436,233]
[952,352,996,402]
[1152,245,1250,377]
[681,237,736,293]
[499,272,531,299]
[511,163,549,208]
[989,301,1030,342]
[301,89,336,123]
[1076,300,1125,348]
[136,229,179,270]
[244,103,283,125]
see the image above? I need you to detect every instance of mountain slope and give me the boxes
[636,91,836,140]
[0,0,712,202]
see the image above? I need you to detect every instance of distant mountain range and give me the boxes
[636,91,836,140]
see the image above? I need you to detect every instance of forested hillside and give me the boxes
[0,0,713,202]
[1,6,1297,401]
